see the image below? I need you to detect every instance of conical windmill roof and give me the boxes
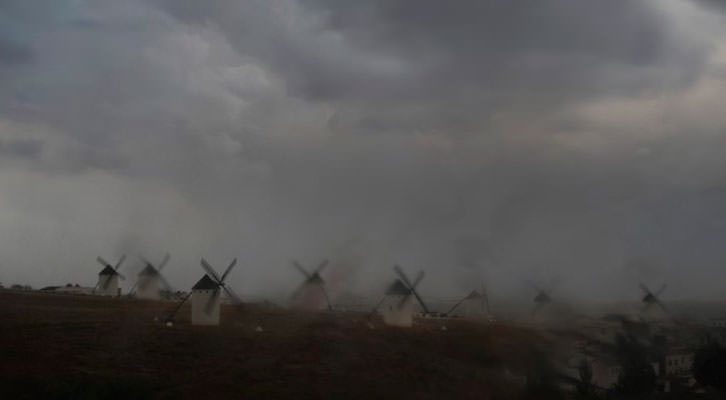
[642,293,657,304]
[464,290,482,300]
[306,272,324,284]
[139,264,159,277]
[192,275,219,290]
[98,265,118,276]
[534,292,551,304]
[386,279,411,296]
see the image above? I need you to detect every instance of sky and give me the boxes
[1,0,726,304]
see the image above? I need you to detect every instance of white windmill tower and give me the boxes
[129,253,172,300]
[289,259,331,311]
[374,265,429,327]
[93,255,126,296]
[447,282,491,319]
[186,258,240,326]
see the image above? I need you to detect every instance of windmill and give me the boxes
[289,259,331,311]
[166,258,240,326]
[129,253,172,300]
[523,278,556,316]
[373,265,429,327]
[446,282,491,319]
[639,282,668,322]
[93,255,126,296]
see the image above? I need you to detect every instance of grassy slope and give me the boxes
[0,291,544,399]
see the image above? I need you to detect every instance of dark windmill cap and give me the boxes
[192,274,219,290]
[139,264,159,277]
[464,290,482,300]
[534,292,551,303]
[307,272,324,284]
[99,265,118,276]
[386,279,411,296]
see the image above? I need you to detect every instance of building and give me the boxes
[380,280,415,327]
[191,275,220,326]
[291,275,329,311]
[136,264,161,300]
[96,266,121,296]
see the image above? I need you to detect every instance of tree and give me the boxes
[575,359,600,399]
[520,350,564,400]
[612,333,656,399]
[693,343,726,392]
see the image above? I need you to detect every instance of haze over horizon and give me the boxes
[2,1,726,303]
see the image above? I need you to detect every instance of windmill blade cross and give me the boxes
[393,266,429,314]
[655,298,669,314]
[393,265,413,288]
[157,253,171,271]
[220,258,237,283]
[292,260,311,279]
[411,270,425,289]
[96,256,111,268]
[200,258,222,282]
[114,254,127,270]
[409,285,429,314]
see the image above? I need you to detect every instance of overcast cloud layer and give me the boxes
[1,0,726,304]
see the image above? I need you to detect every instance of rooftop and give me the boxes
[192,274,219,290]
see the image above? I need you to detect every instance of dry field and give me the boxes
[0,290,547,399]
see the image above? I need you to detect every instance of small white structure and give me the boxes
[96,266,121,296]
[293,277,329,311]
[136,264,161,300]
[449,290,489,319]
[94,255,126,296]
[380,279,415,327]
[191,275,221,326]
[290,260,331,311]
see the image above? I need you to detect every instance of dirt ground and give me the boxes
[0,290,546,399]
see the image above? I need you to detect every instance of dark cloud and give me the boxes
[154,0,708,137]
[0,138,42,158]
[690,0,726,12]
[0,39,33,65]
[0,0,724,302]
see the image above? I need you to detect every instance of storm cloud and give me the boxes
[1,0,726,303]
